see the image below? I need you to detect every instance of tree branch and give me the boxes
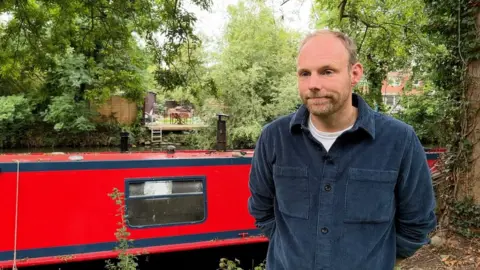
[342,13,389,34]
[338,0,348,22]
[358,25,369,55]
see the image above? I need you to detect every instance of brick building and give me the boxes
[380,71,423,113]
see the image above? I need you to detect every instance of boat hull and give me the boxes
[0,149,444,268]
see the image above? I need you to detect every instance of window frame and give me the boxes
[388,76,402,87]
[124,175,208,229]
[383,95,397,106]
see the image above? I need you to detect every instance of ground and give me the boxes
[397,232,480,270]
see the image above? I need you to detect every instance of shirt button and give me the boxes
[321,227,329,234]
[324,184,332,191]
[324,155,333,164]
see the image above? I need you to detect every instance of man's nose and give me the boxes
[308,74,322,91]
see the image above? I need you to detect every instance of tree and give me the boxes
[0,0,210,101]
[312,0,435,109]
[155,36,218,109]
[0,0,211,146]
[422,0,480,205]
[209,0,301,148]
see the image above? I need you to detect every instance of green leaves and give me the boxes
[106,188,140,270]
[393,83,453,146]
[42,93,96,133]
[0,0,211,101]
[0,95,33,129]
[210,0,300,148]
[451,197,480,238]
[311,0,474,151]
[48,48,93,93]
[218,257,265,270]
[313,0,435,107]
[0,0,211,147]
[0,95,34,146]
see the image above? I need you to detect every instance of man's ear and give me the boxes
[350,63,364,87]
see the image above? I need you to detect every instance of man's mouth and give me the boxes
[309,97,331,100]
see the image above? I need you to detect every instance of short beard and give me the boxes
[304,94,341,117]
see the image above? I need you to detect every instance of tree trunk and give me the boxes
[461,11,480,203]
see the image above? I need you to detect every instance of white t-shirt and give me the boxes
[308,116,353,152]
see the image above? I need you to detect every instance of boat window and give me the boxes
[125,178,206,227]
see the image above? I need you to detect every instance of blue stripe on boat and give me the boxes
[0,152,441,173]
[0,229,264,261]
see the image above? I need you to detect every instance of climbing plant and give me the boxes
[450,197,480,238]
[105,188,142,270]
[421,0,480,233]
[217,258,266,270]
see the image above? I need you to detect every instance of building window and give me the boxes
[388,76,402,87]
[383,95,396,106]
[125,177,206,228]
[413,80,421,88]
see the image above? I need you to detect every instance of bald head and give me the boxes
[298,30,358,67]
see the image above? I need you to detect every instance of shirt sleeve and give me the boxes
[395,127,437,258]
[247,129,276,239]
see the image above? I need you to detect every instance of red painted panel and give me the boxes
[0,150,254,163]
[1,172,16,253]
[0,165,257,252]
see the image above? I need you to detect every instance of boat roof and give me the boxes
[0,150,255,163]
[0,147,447,164]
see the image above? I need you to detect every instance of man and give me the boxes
[247,30,437,270]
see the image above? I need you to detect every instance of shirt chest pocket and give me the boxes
[344,168,398,224]
[273,165,309,219]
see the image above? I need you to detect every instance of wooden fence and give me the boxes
[94,96,138,125]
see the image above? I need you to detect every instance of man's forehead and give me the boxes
[297,34,349,65]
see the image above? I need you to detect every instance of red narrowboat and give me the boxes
[0,148,444,269]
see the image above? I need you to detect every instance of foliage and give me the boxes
[88,41,155,103]
[208,0,301,148]
[420,0,480,232]
[310,0,450,147]
[0,95,34,147]
[450,197,480,238]
[105,188,141,270]
[0,0,212,98]
[0,0,212,148]
[422,0,480,163]
[46,47,93,97]
[42,92,96,133]
[393,84,452,147]
[157,39,218,109]
[313,0,436,108]
[270,72,302,117]
[217,258,266,270]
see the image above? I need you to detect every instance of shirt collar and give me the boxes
[289,93,376,139]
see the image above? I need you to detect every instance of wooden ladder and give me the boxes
[151,127,162,144]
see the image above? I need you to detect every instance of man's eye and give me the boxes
[322,70,334,75]
[300,71,310,76]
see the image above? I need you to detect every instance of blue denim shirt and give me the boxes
[248,93,437,270]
